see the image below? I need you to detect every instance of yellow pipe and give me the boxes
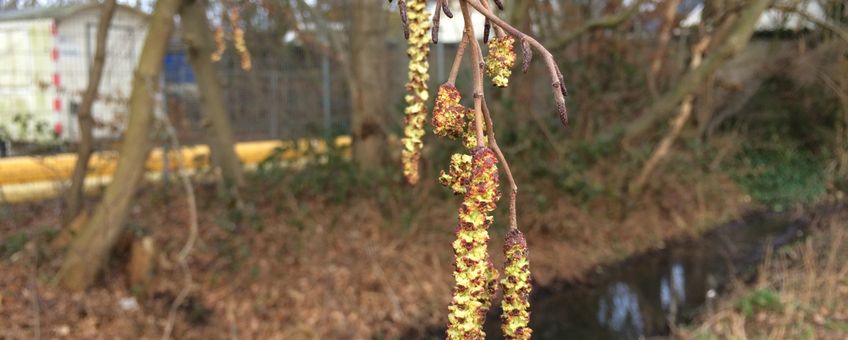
[0,136,350,185]
[0,136,351,203]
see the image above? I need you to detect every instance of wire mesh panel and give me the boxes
[163,54,352,144]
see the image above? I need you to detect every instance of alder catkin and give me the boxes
[432,84,467,139]
[211,25,226,62]
[400,0,431,185]
[485,36,517,87]
[501,229,532,340]
[447,147,500,340]
[439,153,473,195]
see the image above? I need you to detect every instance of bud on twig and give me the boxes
[493,0,504,11]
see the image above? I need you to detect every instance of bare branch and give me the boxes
[464,0,568,127]
[622,0,771,143]
[549,0,647,50]
[774,4,848,44]
[159,113,199,340]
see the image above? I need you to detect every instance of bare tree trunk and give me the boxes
[621,0,770,144]
[64,0,118,226]
[834,53,848,177]
[647,0,680,98]
[630,36,711,195]
[349,0,388,169]
[180,0,245,189]
[55,0,182,291]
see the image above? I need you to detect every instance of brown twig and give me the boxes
[774,4,848,44]
[160,114,199,340]
[447,31,470,85]
[460,0,486,146]
[464,0,568,126]
[482,100,518,229]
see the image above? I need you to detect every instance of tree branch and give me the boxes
[464,0,568,126]
[622,0,771,143]
[460,0,486,146]
[774,4,848,44]
[549,0,647,51]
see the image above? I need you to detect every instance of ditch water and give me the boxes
[482,210,814,339]
[412,206,839,339]
[485,207,845,340]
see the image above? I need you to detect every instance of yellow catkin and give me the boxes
[211,25,226,62]
[481,256,499,317]
[501,229,532,340]
[439,153,473,195]
[227,6,252,71]
[432,84,467,139]
[462,109,477,150]
[485,36,516,87]
[401,0,431,185]
[447,147,500,340]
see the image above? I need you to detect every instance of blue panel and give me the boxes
[163,52,196,84]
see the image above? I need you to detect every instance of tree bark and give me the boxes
[647,0,680,98]
[55,0,182,291]
[180,0,245,189]
[349,0,388,169]
[64,0,117,226]
[621,0,770,144]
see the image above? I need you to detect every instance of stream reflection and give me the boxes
[482,211,809,340]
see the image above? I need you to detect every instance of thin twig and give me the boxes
[482,100,518,229]
[447,31,470,85]
[160,114,199,340]
[464,0,568,126]
[460,0,486,146]
[774,4,848,44]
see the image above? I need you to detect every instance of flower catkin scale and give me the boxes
[501,229,532,340]
[447,147,500,340]
[439,153,473,195]
[462,111,477,150]
[211,25,226,62]
[432,84,467,139]
[401,0,431,185]
[485,36,517,87]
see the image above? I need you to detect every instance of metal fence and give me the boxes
[164,53,354,144]
[0,4,464,156]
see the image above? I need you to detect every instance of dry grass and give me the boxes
[687,211,848,340]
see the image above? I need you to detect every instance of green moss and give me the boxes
[733,146,826,209]
[736,289,783,317]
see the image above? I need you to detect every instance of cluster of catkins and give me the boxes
[209,5,252,71]
[395,1,530,337]
[430,63,530,340]
[401,0,432,185]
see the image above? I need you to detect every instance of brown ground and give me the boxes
[0,168,747,339]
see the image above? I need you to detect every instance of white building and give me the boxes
[0,4,148,144]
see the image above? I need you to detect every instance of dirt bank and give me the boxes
[0,171,745,339]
